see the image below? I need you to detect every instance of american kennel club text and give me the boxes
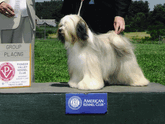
[68,96,105,109]
[83,99,105,107]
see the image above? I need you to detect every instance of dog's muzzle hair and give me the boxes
[58,25,65,43]
[57,14,149,90]
[58,15,89,45]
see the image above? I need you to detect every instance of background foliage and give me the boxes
[36,1,64,22]
[36,1,165,40]
[125,1,165,40]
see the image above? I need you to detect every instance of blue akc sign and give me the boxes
[66,93,107,114]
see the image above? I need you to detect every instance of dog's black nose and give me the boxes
[58,28,62,33]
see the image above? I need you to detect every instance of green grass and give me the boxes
[134,44,165,85]
[35,39,165,85]
[35,39,69,83]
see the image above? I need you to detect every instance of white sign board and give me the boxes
[0,44,31,88]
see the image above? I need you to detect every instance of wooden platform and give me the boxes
[1,82,165,93]
[0,82,165,124]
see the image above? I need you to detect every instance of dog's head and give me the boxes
[58,15,89,45]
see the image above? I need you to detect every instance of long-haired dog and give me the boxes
[58,15,149,90]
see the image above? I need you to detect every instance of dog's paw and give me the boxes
[78,80,104,90]
[68,81,78,88]
[131,79,149,87]
[77,81,86,90]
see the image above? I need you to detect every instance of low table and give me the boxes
[0,82,165,124]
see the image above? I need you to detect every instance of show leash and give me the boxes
[78,0,84,16]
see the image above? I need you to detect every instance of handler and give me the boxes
[0,0,35,43]
[0,0,35,82]
[62,0,131,34]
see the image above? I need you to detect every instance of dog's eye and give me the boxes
[59,24,63,27]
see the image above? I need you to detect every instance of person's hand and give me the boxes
[0,2,15,18]
[114,16,125,34]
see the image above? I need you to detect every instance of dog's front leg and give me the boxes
[77,57,104,90]
[78,74,104,90]
[68,70,83,88]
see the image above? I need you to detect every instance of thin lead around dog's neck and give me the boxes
[78,0,84,16]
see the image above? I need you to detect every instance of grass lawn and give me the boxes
[35,39,68,83]
[35,38,165,85]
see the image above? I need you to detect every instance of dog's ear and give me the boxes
[76,20,89,40]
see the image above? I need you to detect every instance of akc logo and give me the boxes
[0,62,15,81]
[68,96,82,110]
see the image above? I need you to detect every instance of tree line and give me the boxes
[36,1,165,40]
[125,1,165,32]
[36,1,64,22]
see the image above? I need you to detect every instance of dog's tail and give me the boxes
[109,33,134,57]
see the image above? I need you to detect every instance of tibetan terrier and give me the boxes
[58,14,149,90]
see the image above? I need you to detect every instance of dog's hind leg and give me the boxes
[109,32,149,86]
[117,57,149,86]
